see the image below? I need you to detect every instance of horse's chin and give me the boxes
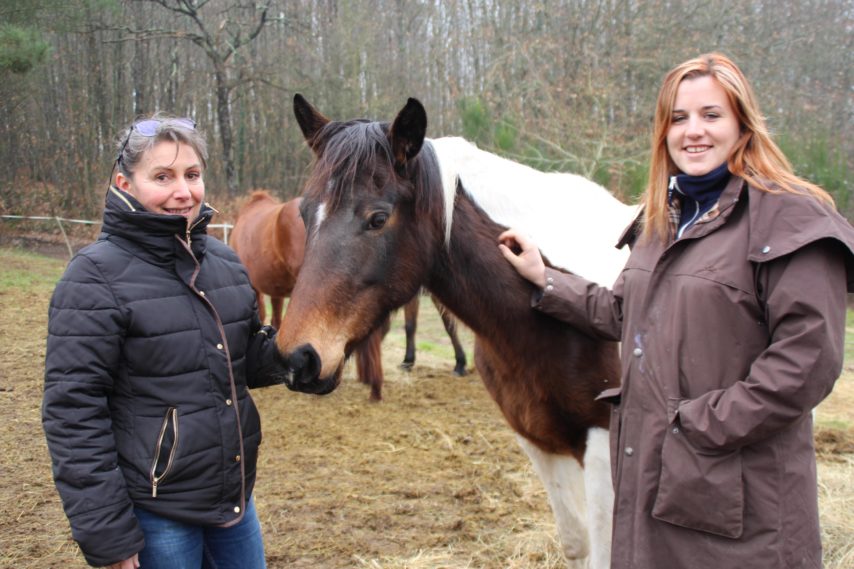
[291,365,344,395]
[296,372,341,395]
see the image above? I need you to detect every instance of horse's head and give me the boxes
[278,95,445,394]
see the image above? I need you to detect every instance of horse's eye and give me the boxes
[368,212,388,230]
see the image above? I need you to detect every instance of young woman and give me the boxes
[43,115,292,569]
[499,53,854,568]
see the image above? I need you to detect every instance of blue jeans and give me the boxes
[134,497,266,569]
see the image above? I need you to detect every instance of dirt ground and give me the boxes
[1,245,852,569]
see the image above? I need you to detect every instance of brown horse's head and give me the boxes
[278,95,445,394]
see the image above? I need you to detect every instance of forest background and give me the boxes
[0,0,851,222]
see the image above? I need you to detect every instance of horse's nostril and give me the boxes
[289,344,321,384]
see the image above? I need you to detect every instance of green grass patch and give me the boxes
[0,247,65,293]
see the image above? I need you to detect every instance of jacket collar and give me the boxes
[616,176,746,249]
[101,186,214,266]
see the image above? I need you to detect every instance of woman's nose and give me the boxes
[685,115,704,137]
[173,178,192,199]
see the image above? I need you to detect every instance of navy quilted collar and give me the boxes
[100,187,214,265]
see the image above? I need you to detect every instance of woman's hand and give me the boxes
[107,553,139,569]
[498,228,547,288]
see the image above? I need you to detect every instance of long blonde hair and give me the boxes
[641,52,833,240]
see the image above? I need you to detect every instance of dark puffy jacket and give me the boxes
[43,187,286,567]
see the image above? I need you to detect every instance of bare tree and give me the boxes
[120,0,273,195]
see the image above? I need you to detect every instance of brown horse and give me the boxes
[231,191,304,331]
[231,191,467,400]
[277,95,635,568]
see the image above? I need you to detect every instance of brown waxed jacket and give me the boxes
[534,176,854,569]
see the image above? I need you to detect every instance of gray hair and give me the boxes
[116,112,208,177]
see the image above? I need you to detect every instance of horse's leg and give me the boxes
[583,427,613,569]
[270,296,284,330]
[255,289,267,325]
[400,294,420,370]
[355,320,388,401]
[430,296,467,376]
[516,435,589,569]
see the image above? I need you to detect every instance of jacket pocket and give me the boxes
[652,420,744,538]
[596,387,623,487]
[149,407,179,498]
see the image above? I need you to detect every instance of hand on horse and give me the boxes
[498,229,547,289]
[107,553,139,569]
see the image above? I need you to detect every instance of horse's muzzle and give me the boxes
[280,344,339,395]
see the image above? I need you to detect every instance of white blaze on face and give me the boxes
[311,202,327,243]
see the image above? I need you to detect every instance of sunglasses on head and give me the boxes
[115,117,196,164]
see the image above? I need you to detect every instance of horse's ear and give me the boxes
[293,94,330,153]
[389,98,427,165]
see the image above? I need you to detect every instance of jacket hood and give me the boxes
[102,186,215,266]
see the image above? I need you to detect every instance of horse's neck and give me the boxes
[425,194,551,350]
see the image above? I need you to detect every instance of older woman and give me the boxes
[43,115,293,569]
[499,53,854,568]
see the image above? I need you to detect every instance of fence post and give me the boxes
[54,216,74,259]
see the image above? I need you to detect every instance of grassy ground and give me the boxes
[0,246,851,568]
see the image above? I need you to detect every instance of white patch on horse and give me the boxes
[515,435,590,567]
[312,202,327,243]
[428,136,638,286]
[584,427,614,569]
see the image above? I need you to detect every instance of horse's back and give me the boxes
[430,137,638,286]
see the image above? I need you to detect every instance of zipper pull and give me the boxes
[152,481,158,498]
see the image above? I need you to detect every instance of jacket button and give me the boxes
[216,343,224,350]
[672,427,680,434]
[545,285,554,292]
[225,398,233,406]
[235,455,241,462]
[761,245,771,254]
[234,506,241,513]
[546,277,554,284]
[199,290,206,296]
[624,447,634,456]
[632,348,643,357]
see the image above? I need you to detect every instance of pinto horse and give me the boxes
[231,191,467,400]
[277,96,637,568]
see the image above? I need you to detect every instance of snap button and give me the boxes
[199,290,206,296]
[545,285,554,292]
[632,348,643,357]
[761,245,771,254]
[216,343,224,350]
[624,447,634,456]
[234,506,241,513]
[546,277,554,284]
[672,427,679,434]
[226,398,233,406]
[234,455,241,462]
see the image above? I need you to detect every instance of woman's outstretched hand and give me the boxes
[498,229,547,289]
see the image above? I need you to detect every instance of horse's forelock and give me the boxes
[305,120,394,212]
[305,120,445,233]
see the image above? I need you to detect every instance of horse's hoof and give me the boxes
[399,361,414,371]
[453,367,467,377]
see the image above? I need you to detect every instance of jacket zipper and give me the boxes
[149,407,179,498]
[186,216,204,247]
[670,176,702,239]
[174,233,248,523]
